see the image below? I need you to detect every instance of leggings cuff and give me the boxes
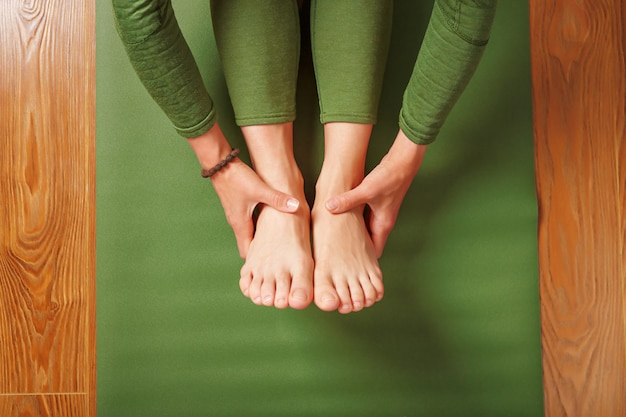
[235,112,296,127]
[320,112,377,125]
[174,108,217,138]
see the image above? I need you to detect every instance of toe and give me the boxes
[248,274,264,306]
[289,287,311,310]
[274,273,290,309]
[261,278,276,306]
[334,279,353,314]
[359,276,378,307]
[314,274,340,311]
[288,265,313,310]
[349,280,365,312]
[239,275,252,298]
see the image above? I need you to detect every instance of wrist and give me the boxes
[386,130,427,178]
[186,122,234,170]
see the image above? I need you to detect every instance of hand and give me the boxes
[324,130,427,257]
[187,122,299,258]
[210,159,299,258]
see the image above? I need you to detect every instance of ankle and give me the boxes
[315,165,364,199]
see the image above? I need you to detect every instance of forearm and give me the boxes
[112,0,216,138]
[399,0,497,145]
[384,130,428,180]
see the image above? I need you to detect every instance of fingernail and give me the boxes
[325,198,338,211]
[287,198,299,210]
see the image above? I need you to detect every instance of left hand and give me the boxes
[324,130,427,257]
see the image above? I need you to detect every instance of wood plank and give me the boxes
[0,0,96,414]
[0,395,88,417]
[530,0,626,416]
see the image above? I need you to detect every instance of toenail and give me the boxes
[291,289,308,301]
[353,301,362,309]
[263,295,273,304]
[321,293,336,303]
[342,304,351,310]
[254,297,262,304]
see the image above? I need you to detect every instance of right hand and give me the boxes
[187,122,299,258]
[209,158,299,258]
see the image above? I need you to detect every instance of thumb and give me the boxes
[325,186,369,214]
[258,185,300,213]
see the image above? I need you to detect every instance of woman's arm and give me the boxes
[326,0,497,257]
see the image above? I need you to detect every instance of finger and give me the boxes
[257,185,300,213]
[370,229,389,259]
[368,216,395,259]
[325,186,369,214]
[230,217,254,259]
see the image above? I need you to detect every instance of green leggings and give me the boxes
[212,0,392,126]
[112,0,497,144]
[112,0,392,136]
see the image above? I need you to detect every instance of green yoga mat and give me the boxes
[96,2,542,416]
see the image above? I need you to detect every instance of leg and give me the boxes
[309,0,392,313]
[211,0,313,309]
[312,123,383,314]
[239,123,313,310]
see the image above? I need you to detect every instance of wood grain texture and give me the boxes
[0,0,95,416]
[0,395,88,417]
[530,0,626,416]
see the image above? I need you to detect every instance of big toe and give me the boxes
[289,287,312,310]
[314,284,340,312]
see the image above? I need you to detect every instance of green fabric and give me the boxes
[399,0,497,144]
[112,0,216,138]
[310,0,393,124]
[112,0,497,144]
[210,0,301,126]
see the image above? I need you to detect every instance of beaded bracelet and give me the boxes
[201,148,240,178]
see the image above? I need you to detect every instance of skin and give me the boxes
[188,123,426,313]
[325,130,428,258]
[185,122,301,259]
[237,123,314,310]
[312,122,384,314]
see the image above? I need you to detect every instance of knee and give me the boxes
[112,0,170,44]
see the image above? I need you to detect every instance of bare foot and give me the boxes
[312,202,383,314]
[311,122,384,314]
[238,123,314,309]
[240,201,313,309]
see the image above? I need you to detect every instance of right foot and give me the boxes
[239,197,313,310]
[238,123,314,310]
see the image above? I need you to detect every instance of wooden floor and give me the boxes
[531,0,626,416]
[1,1,625,416]
[0,1,96,416]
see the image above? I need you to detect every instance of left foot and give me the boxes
[312,197,383,314]
[311,122,384,314]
